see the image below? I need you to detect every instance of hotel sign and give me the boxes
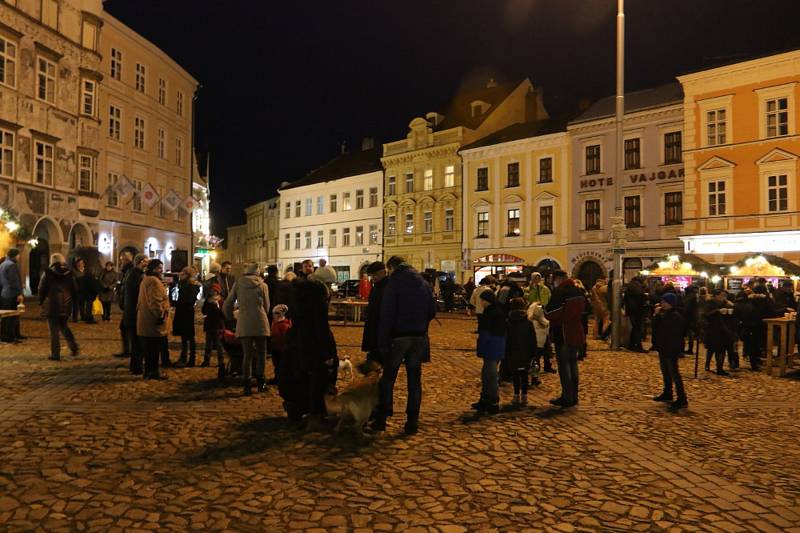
[579,167,684,190]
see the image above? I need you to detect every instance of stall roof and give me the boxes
[643,254,722,277]
[726,254,800,277]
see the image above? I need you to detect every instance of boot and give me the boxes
[217,365,225,382]
[704,351,712,371]
[200,355,210,367]
[257,377,266,392]
[520,394,528,406]
[243,378,252,396]
[187,353,196,368]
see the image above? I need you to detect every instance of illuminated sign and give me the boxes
[681,231,800,254]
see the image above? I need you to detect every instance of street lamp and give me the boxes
[610,0,626,350]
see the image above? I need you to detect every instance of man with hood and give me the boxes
[372,256,437,435]
[38,253,79,360]
[545,271,586,407]
[651,292,688,411]
[223,262,271,395]
[124,254,148,374]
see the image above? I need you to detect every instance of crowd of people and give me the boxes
[24,247,800,430]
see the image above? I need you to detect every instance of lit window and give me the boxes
[329,229,337,248]
[539,205,553,234]
[78,154,96,192]
[708,181,726,216]
[585,145,601,174]
[624,195,641,227]
[404,213,413,234]
[388,176,396,195]
[444,208,454,232]
[343,192,352,210]
[706,109,727,146]
[423,211,432,233]
[317,196,324,214]
[107,172,119,207]
[356,189,364,209]
[477,212,488,237]
[134,117,145,150]
[507,163,519,187]
[158,78,166,106]
[0,128,13,178]
[329,194,337,212]
[768,174,788,212]
[766,98,789,138]
[34,140,54,186]
[405,173,414,193]
[342,227,351,246]
[507,209,520,235]
[37,57,56,103]
[110,48,122,81]
[585,199,600,230]
[369,187,378,208]
[0,35,17,88]
[444,165,455,188]
[135,63,146,93]
[424,169,433,191]
[109,105,121,140]
[387,215,396,236]
[369,224,378,245]
[664,132,682,164]
[476,168,488,191]
[355,226,364,246]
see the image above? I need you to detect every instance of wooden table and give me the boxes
[331,300,368,326]
[764,316,796,377]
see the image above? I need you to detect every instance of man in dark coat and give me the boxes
[545,271,586,407]
[124,254,148,374]
[361,261,388,364]
[38,253,79,360]
[651,292,687,411]
[114,250,134,358]
[703,289,735,376]
[264,265,280,319]
[373,256,437,435]
[219,261,236,301]
[0,248,23,343]
[623,277,648,352]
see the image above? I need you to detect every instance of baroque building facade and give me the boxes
[381,78,548,281]
[0,0,196,292]
[244,195,279,267]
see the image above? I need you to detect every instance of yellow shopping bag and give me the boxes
[92,296,103,316]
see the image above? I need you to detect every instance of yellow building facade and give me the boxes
[678,50,800,264]
[460,121,571,282]
[381,79,547,281]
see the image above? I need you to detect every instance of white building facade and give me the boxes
[278,148,383,281]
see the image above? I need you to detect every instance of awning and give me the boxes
[641,254,721,278]
[726,254,800,278]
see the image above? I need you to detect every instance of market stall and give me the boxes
[722,254,800,294]
[640,254,722,290]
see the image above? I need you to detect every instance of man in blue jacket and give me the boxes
[372,256,436,435]
[0,248,24,343]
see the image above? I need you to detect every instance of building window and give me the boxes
[284,201,291,219]
[41,0,58,28]
[708,181,726,216]
[294,232,300,249]
[343,227,351,246]
[0,36,17,88]
[766,98,789,138]
[175,137,183,166]
[423,211,432,233]
[585,145,601,174]
[284,233,290,251]
[664,191,682,225]
[444,165,455,188]
[444,208,454,232]
[355,226,364,246]
[404,213,413,234]
[110,48,122,81]
[706,109,727,146]
[664,132,682,164]
[107,172,119,207]
[507,162,520,187]
[305,198,312,216]
[157,128,165,158]
[134,117,145,150]
[304,231,311,249]
[356,189,364,209]
[37,56,56,103]
[294,200,301,217]
[405,172,414,193]
[34,140,54,186]
[329,229,337,248]
[109,105,121,140]
[539,157,553,183]
[624,138,641,170]
[177,91,184,116]
[0,128,13,178]
[369,187,378,208]
[387,214,396,235]
[624,195,641,227]
[423,169,433,191]
[476,167,488,191]
[388,176,396,196]
[132,180,143,212]
[476,212,488,238]
[316,196,323,214]
[158,78,166,105]
[317,230,324,248]
[135,63,146,93]
[369,224,378,245]
[768,174,788,212]
[585,199,600,230]
[507,208,520,236]
[539,205,553,234]
[330,194,337,212]
[78,154,96,193]
[81,19,97,50]
[343,192,352,210]
[80,79,96,117]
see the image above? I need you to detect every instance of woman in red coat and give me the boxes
[358,273,372,301]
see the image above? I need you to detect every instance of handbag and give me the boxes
[91,296,103,316]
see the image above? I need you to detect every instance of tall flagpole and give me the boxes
[610,0,626,350]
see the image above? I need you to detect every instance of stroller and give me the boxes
[220,328,244,380]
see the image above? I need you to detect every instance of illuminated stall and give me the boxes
[723,254,800,294]
[640,254,721,290]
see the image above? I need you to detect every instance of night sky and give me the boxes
[104,0,800,236]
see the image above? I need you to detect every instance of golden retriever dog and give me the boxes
[324,359,383,436]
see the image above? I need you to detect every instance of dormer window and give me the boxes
[471,100,489,117]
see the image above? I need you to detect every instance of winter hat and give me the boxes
[661,293,678,307]
[209,262,221,273]
[273,304,288,318]
[133,253,148,267]
[50,253,65,264]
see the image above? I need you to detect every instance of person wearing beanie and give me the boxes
[137,259,171,379]
[201,284,226,378]
[652,292,688,411]
[123,254,148,374]
[38,252,79,360]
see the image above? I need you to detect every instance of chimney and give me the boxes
[486,78,498,88]
[361,137,375,151]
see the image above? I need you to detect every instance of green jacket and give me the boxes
[527,283,551,306]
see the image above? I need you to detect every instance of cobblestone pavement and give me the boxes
[1,307,800,532]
